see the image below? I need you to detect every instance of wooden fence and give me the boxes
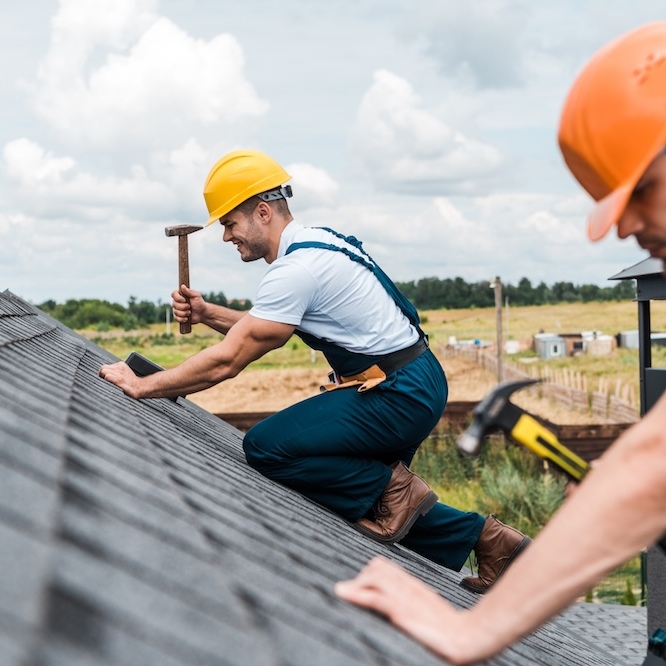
[441,345,640,424]
[216,403,631,464]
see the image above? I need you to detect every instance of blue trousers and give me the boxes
[243,349,485,571]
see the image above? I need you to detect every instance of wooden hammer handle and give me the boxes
[178,235,191,334]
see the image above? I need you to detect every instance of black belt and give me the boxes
[376,338,428,376]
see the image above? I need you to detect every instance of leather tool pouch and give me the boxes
[320,364,386,393]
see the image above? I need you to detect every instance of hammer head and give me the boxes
[165,224,203,237]
[456,378,541,457]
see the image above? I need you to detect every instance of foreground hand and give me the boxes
[171,284,206,325]
[99,362,142,399]
[335,557,476,665]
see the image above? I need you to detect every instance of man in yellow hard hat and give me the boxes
[335,21,666,665]
[99,148,530,591]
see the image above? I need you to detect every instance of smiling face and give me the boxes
[220,205,271,263]
[616,151,666,264]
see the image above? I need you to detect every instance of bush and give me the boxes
[621,578,637,606]
[477,454,566,537]
[150,333,176,346]
[412,434,566,537]
[412,431,481,487]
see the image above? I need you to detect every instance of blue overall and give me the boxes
[243,228,485,571]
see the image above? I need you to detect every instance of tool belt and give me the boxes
[320,338,428,393]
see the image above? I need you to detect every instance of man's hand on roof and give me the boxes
[335,556,482,665]
[99,362,143,399]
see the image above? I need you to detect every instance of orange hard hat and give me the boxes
[558,22,666,241]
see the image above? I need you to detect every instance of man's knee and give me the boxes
[243,420,286,470]
[243,425,267,469]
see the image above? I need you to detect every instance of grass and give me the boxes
[422,301,666,402]
[420,300,666,343]
[89,302,666,392]
[412,433,567,538]
[413,433,645,606]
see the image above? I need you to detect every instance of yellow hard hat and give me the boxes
[558,22,666,241]
[203,149,292,226]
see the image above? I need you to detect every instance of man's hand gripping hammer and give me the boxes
[457,378,589,482]
[165,224,203,334]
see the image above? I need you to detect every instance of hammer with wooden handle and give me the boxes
[165,224,203,334]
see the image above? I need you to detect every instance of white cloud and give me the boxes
[404,0,529,88]
[0,0,655,307]
[4,138,76,186]
[288,163,339,210]
[30,0,268,151]
[351,70,503,194]
[518,209,581,246]
[3,138,176,220]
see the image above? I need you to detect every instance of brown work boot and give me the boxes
[354,461,438,545]
[460,515,531,594]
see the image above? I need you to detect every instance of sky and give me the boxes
[0,0,663,307]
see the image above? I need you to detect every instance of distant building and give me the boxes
[617,330,639,349]
[560,332,585,356]
[585,334,615,356]
[534,331,615,359]
[616,330,666,349]
[533,333,567,360]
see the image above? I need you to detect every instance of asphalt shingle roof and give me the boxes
[0,289,647,665]
[553,603,647,666]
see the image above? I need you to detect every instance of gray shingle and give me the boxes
[0,289,644,665]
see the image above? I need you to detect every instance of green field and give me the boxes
[90,300,666,399]
[424,301,666,398]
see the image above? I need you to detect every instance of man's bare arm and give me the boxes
[99,314,295,399]
[336,392,666,665]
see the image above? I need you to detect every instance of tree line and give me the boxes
[36,277,636,331]
[395,276,636,310]
[37,292,252,331]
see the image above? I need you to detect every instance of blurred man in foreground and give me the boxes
[335,21,666,665]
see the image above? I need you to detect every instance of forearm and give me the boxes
[335,397,666,665]
[134,344,238,398]
[101,315,295,400]
[200,303,247,334]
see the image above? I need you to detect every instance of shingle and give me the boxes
[48,543,277,665]
[551,603,648,666]
[0,290,641,666]
[58,486,228,607]
[0,631,30,666]
[0,459,60,533]
[0,521,54,626]
[62,466,198,544]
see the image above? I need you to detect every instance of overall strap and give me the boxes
[285,227,426,340]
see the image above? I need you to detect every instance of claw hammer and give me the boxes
[457,378,666,553]
[165,224,203,334]
[456,378,589,482]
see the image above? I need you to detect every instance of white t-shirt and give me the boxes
[250,222,419,355]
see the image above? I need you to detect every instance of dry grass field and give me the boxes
[188,344,605,424]
[422,301,660,342]
[92,300,666,424]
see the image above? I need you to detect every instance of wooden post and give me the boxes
[490,276,503,383]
